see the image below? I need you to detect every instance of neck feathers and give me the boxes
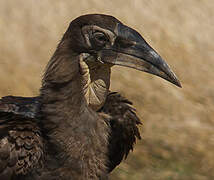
[39,38,110,178]
[41,41,79,88]
[41,43,111,111]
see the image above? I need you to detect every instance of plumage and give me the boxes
[0,14,181,179]
[0,93,140,179]
[98,92,141,172]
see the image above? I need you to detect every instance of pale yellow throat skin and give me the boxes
[79,56,111,111]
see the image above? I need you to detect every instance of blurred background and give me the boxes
[0,0,213,179]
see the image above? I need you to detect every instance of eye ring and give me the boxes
[93,32,108,44]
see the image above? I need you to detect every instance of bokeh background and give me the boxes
[0,0,213,179]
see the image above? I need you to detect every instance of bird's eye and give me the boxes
[93,32,108,44]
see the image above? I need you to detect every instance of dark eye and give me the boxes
[93,32,107,44]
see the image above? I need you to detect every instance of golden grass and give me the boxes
[0,0,214,179]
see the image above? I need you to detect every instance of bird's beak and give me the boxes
[100,23,181,87]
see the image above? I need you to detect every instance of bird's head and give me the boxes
[63,14,181,88]
[43,14,181,110]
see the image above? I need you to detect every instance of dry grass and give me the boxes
[0,0,214,179]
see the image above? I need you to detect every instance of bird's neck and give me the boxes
[39,47,110,177]
[40,46,111,122]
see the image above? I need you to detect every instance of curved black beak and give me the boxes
[101,23,181,88]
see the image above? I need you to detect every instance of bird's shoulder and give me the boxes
[0,96,44,178]
[98,92,142,172]
[0,96,41,118]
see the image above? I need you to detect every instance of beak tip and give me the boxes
[175,80,182,88]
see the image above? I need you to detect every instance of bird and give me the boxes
[0,14,181,180]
